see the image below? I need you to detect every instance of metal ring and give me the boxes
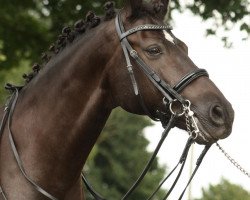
[169,99,185,117]
[191,131,198,140]
[162,97,168,106]
[183,99,191,109]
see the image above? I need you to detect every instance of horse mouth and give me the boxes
[194,117,217,144]
[158,109,230,145]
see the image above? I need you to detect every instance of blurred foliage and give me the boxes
[184,0,250,48]
[0,61,29,103]
[0,0,122,69]
[0,0,249,70]
[84,108,166,199]
[195,178,250,200]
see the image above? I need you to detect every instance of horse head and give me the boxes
[109,0,234,144]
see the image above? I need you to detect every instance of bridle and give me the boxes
[0,11,212,200]
[115,10,209,124]
[81,11,212,200]
[83,11,212,200]
[115,11,208,104]
[114,10,210,140]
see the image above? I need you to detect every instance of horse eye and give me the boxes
[146,46,162,56]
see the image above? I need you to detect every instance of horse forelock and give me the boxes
[125,0,170,22]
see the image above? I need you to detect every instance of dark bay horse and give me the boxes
[0,0,234,199]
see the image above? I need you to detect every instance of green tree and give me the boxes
[196,178,250,200]
[0,0,249,68]
[0,0,249,102]
[177,0,250,47]
[84,108,166,200]
[0,0,124,69]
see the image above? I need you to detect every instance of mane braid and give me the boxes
[20,1,117,86]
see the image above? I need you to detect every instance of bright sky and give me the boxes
[145,9,250,200]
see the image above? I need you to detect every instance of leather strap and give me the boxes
[0,95,13,200]
[178,144,211,200]
[116,11,179,103]
[0,88,58,200]
[81,174,106,200]
[0,98,11,139]
[121,115,177,200]
[119,24,172,41]
[147,137,194,200]
[162,138,194,200]
[0,186,7,200]
[173,69,209,92]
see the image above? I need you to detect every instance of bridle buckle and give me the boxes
[130,50,138,59]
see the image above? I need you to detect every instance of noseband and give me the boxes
[0,11,212,200]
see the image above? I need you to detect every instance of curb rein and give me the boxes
[0,12,211,200]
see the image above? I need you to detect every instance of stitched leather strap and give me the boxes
[173,69,209,92]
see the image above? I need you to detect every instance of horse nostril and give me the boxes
[210,104,225,126]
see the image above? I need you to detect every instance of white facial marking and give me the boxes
[163,30,175,44]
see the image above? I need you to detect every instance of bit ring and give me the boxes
[169,99,185,117]
[191,131,198,139]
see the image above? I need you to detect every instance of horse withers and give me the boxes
[0,0,234,199]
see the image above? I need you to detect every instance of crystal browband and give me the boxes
[119,24,173,40]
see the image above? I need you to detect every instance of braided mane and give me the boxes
[22,1,117,85]
[15,0,166,87]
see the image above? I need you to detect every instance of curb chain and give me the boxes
[216,142,250,178]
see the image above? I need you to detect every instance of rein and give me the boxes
[83,115,211,200]
[81,11,212,200]
[0,86,58,200]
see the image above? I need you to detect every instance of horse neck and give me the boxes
[9,21,117,185]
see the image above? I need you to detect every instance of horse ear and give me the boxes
[151,0,170,19]
[125,0,143,17]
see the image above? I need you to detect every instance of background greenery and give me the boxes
[0,0,249,199]
[84,108,166,199]
[195,178,250,200]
